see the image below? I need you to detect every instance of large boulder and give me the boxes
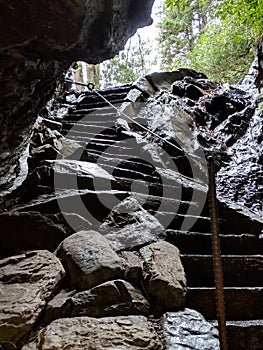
[22,316,163,350]
[140,241,187,313]
[56,230,127,290]
[0,0,154,192]
[99,196,165,251]
[0,250,65,346]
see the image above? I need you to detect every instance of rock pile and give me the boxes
[0,231,197,349]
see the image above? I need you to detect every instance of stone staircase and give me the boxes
[167,229,263,349]
[50,83,263,349]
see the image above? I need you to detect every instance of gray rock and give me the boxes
[70,279,150,317]
[0,250,65,346]
[22,316,163,350]
[41,117,62,131]
[99,196,165,251]
[161,308,219,350]
[44,280,150,322]
[31,144,60,161]
[49,159,114,180]
[127,88,145,102]
[56,230,126,290]
[120,251,143,282]
[59,137,83,159]
[146,69,207,91]
[134,76,156,96]
[140,241,187,313]
[43,289,76,324]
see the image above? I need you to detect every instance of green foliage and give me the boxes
[188,22,254,83]
[215,0,263,37]
[158,0,214,70]
[159,0,263,83]
[100,34,155,88]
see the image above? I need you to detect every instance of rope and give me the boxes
[65,79,195,154]
[207,157,228,350]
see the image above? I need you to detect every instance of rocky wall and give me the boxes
[0,0,154,193]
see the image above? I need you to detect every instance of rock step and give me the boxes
[186,287,263,320]
[62,111,117,122]
[51,178,195,213]
[39,166,199,212]
[53,171,163,194]
[76,98,125,110]
[76,84,131,103]
[16,189,210,233]
[61,107,117,121]
[166,230,263,255]
[63,113,115,126]
[63,132,120,145]
[60,139,132,151]
[61,130,119,142]
[84,149,139,162]
[181,254,263,287]
[63,114,118,123]
[69,106,118,116]
[210,320,263,350]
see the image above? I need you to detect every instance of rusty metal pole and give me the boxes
[207,157,228,350]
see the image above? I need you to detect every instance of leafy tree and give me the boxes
[189,21,254,83]
[159,0,263,83]
[158,0,214,69]
[215,0,263,37]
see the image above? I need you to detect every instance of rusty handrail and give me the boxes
[207,157,228,350]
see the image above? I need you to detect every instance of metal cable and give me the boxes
[66,79,193,154]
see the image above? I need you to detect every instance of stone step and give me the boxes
[166,230,263,255]
[64,135,122,147]
[70,106,118,116]
[181,254,263,287]
[61,108,117,122]
[16,187,210,234]
[186,287,263,320]
[63,117,116,126]
[63,111,117,121]
[51,165,192,207]
[76,85,131,105]
[211,320,263,350]
[77,99,124,110]
[84,149,138,162]
[61,130,118,142]
[62,130,120,144]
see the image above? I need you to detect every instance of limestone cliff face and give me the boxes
[0,0,154,192]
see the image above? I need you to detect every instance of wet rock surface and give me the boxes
[99,196,165,251]
[161,309,219,350]
[0,70,262,349]
[0,0,154,191]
